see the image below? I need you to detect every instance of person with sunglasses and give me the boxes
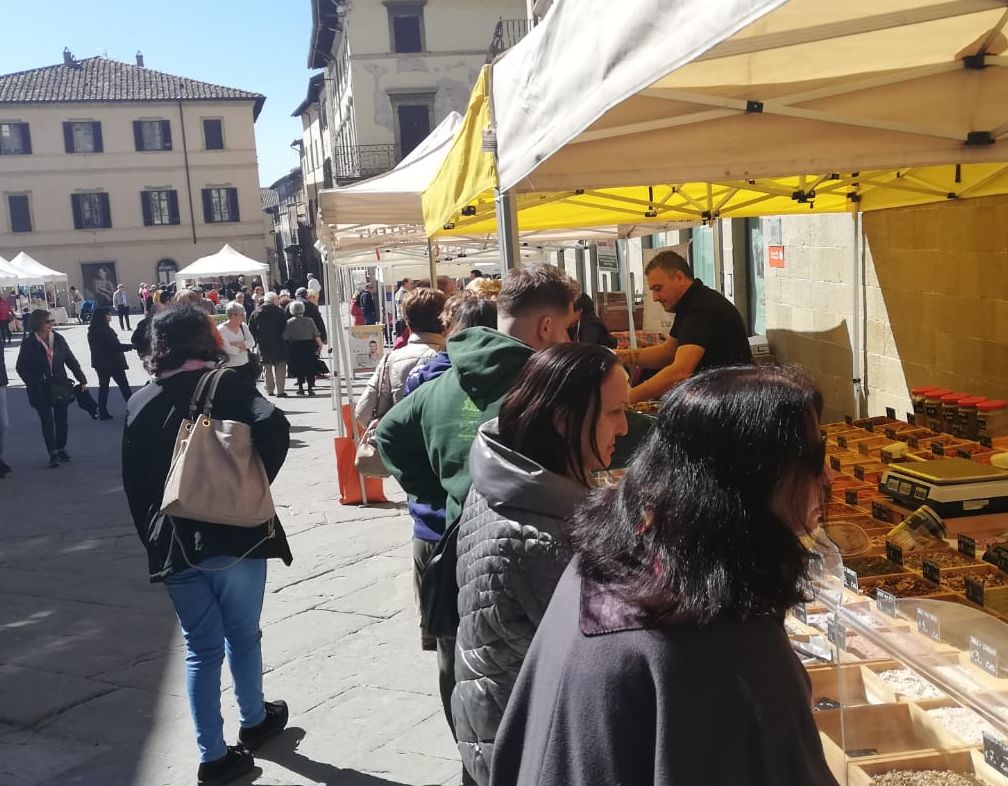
[15,310,88,468]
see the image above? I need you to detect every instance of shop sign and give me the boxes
[970,635,999,678]
[768,245,785,269]
[596,241,619,271]
[349,325,385,372]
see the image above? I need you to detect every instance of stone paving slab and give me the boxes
[1,325,458,785]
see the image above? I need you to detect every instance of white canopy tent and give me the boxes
[7,252,67,284]
[0,256,19,288]
[175,244,271,288]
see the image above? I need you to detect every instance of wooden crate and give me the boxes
[848,749,1008,786]
[815,702,964,760]
[808,662,902,708]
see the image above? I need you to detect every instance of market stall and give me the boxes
[175,244,271,291]
[5,252,71,322]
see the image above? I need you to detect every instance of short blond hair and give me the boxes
[466,277,501,299]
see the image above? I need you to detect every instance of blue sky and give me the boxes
[0,0,314,186]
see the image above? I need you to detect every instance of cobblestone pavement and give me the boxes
[0,321,460,786]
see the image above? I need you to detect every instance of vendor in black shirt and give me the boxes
[617,250,751,403]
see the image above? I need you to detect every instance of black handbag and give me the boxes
[419,520,461,637]
[242,324,262,379]
[74,386,99,417]
[49,379,77,407]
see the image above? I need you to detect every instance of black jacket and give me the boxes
[15,332,86,408]
[299,298,328,343]
[358,290,377,324]
[454,421,587,786]
[248,303,289,363]
[123,368,293,583]
[0,345,7,387]
[492,562,839,786]
[88,322,132,373]
[571,316,617,349]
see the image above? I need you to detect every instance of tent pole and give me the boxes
[494,189,521,274]
[851,211,866,418]
[616,236,638,351]
[427,237,438,290]
[323,249,343,417]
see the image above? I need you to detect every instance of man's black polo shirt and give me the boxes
[670,279,752,372]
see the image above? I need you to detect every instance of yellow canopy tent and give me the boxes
[423,0,1008,239]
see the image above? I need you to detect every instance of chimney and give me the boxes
[136,50,144,67]
[63,47,73,67]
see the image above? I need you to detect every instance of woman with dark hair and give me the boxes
[491,365,838,786]
[15,309,88,468]
[453,343,630,786]
[568,292,617,348]
[122,306,292,786]
[87,306,134,420]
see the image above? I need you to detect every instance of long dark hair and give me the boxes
[146,306,223,375]
[573,365,824,624]
[498,343,619,487]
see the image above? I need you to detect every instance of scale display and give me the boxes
[880,459,1008,517]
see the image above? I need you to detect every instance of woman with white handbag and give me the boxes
[122,305,293,786]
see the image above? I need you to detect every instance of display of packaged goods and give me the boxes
[941,393,972,435]
[977,400,1008,439]
[957,397,988,441]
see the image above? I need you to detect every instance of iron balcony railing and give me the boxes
[334,143,401,182]
[488,18,531,62]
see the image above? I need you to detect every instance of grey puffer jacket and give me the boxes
[452,419,588,786]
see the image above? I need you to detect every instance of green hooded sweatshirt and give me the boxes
[376,327,534,534]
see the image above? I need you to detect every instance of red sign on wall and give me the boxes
[768,245,785,269]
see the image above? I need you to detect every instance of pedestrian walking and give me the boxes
[492,366,838,786]
[282,301,322,396]
[87,306,134,420]
[69,286,84,320]
[358,282,378,325]
[0,296,11,344]
[295,288,327,344]
[15,309,88,468]
[248,292,289,397]
[218,302,256,381]
[0,343,10,478]
[122,305,292,786]
[113,284,132,330]
[452,344,629,785]
[306,272,321,299]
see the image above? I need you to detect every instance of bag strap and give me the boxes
[370,353,392,422]
[200,368,232,417]
[188,370,217,421]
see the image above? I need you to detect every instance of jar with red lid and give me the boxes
[923,388,952,431]
[978,399,1008,439]
[956,396,987,439]
[911,386,938,426]
[940,392,970,434]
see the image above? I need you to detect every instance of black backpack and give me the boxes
[419,519,461,637]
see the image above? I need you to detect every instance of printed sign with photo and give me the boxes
[350,324,385,372]
[80,262,118,307]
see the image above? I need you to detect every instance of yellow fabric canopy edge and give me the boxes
[421,65,497,237]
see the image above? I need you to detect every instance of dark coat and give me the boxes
[492,562,839,786]
[572,316,617,349]
[358,290,378,324]
[123,368,293,583]
[248,303,289,363]
[88,321,132,373]
[299,298,328,343]
[454,421,587,786]
[15,332,87,408]
[0,345,7,387]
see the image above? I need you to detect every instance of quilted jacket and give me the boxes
[452,419,588,786]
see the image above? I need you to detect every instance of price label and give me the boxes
[886,541,904,566]
[885,407,897,420]
[932,443,946,456]
[872,500,890,523]
[970,635,999,678]
[965,577,985,606]
[917,607,941,641]
[958,534,977,559]
[838,434,850,449]
[829,455,844,472]
[905,411,916,424]
[983,732,1008,778]
[854,464,867,480]
[957,447,974,459]
[827,619,847,650]
[843,489,857,505]
[922,560,941,585]
[876,589,897,617]
[843,567,860,592]
[793,603,809,624]
[980,435,994,449]
[844,415,854,426]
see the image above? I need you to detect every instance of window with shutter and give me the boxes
[64,121,99,153]
[202,187,239,223]
[73,192,111,229]
[136,120,170,151]
[8,195,32,232]
[388,3,425,53]
[143,190,179,226]
[203,119,224,150]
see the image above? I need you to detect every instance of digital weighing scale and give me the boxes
[879,458,1008,517]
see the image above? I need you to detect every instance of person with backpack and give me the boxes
[122,306,292,786]
[375,264,578,780]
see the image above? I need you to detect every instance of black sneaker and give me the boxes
[56,450,71,462]
[49,454,60,469]
[99,413,114,421]
[0,460,10,474]
[238,700,289,752]
[196,745,254,786]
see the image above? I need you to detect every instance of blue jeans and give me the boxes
[165,556,268,763]
[0,386,7,459]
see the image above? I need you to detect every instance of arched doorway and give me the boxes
[156,258,178,286]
